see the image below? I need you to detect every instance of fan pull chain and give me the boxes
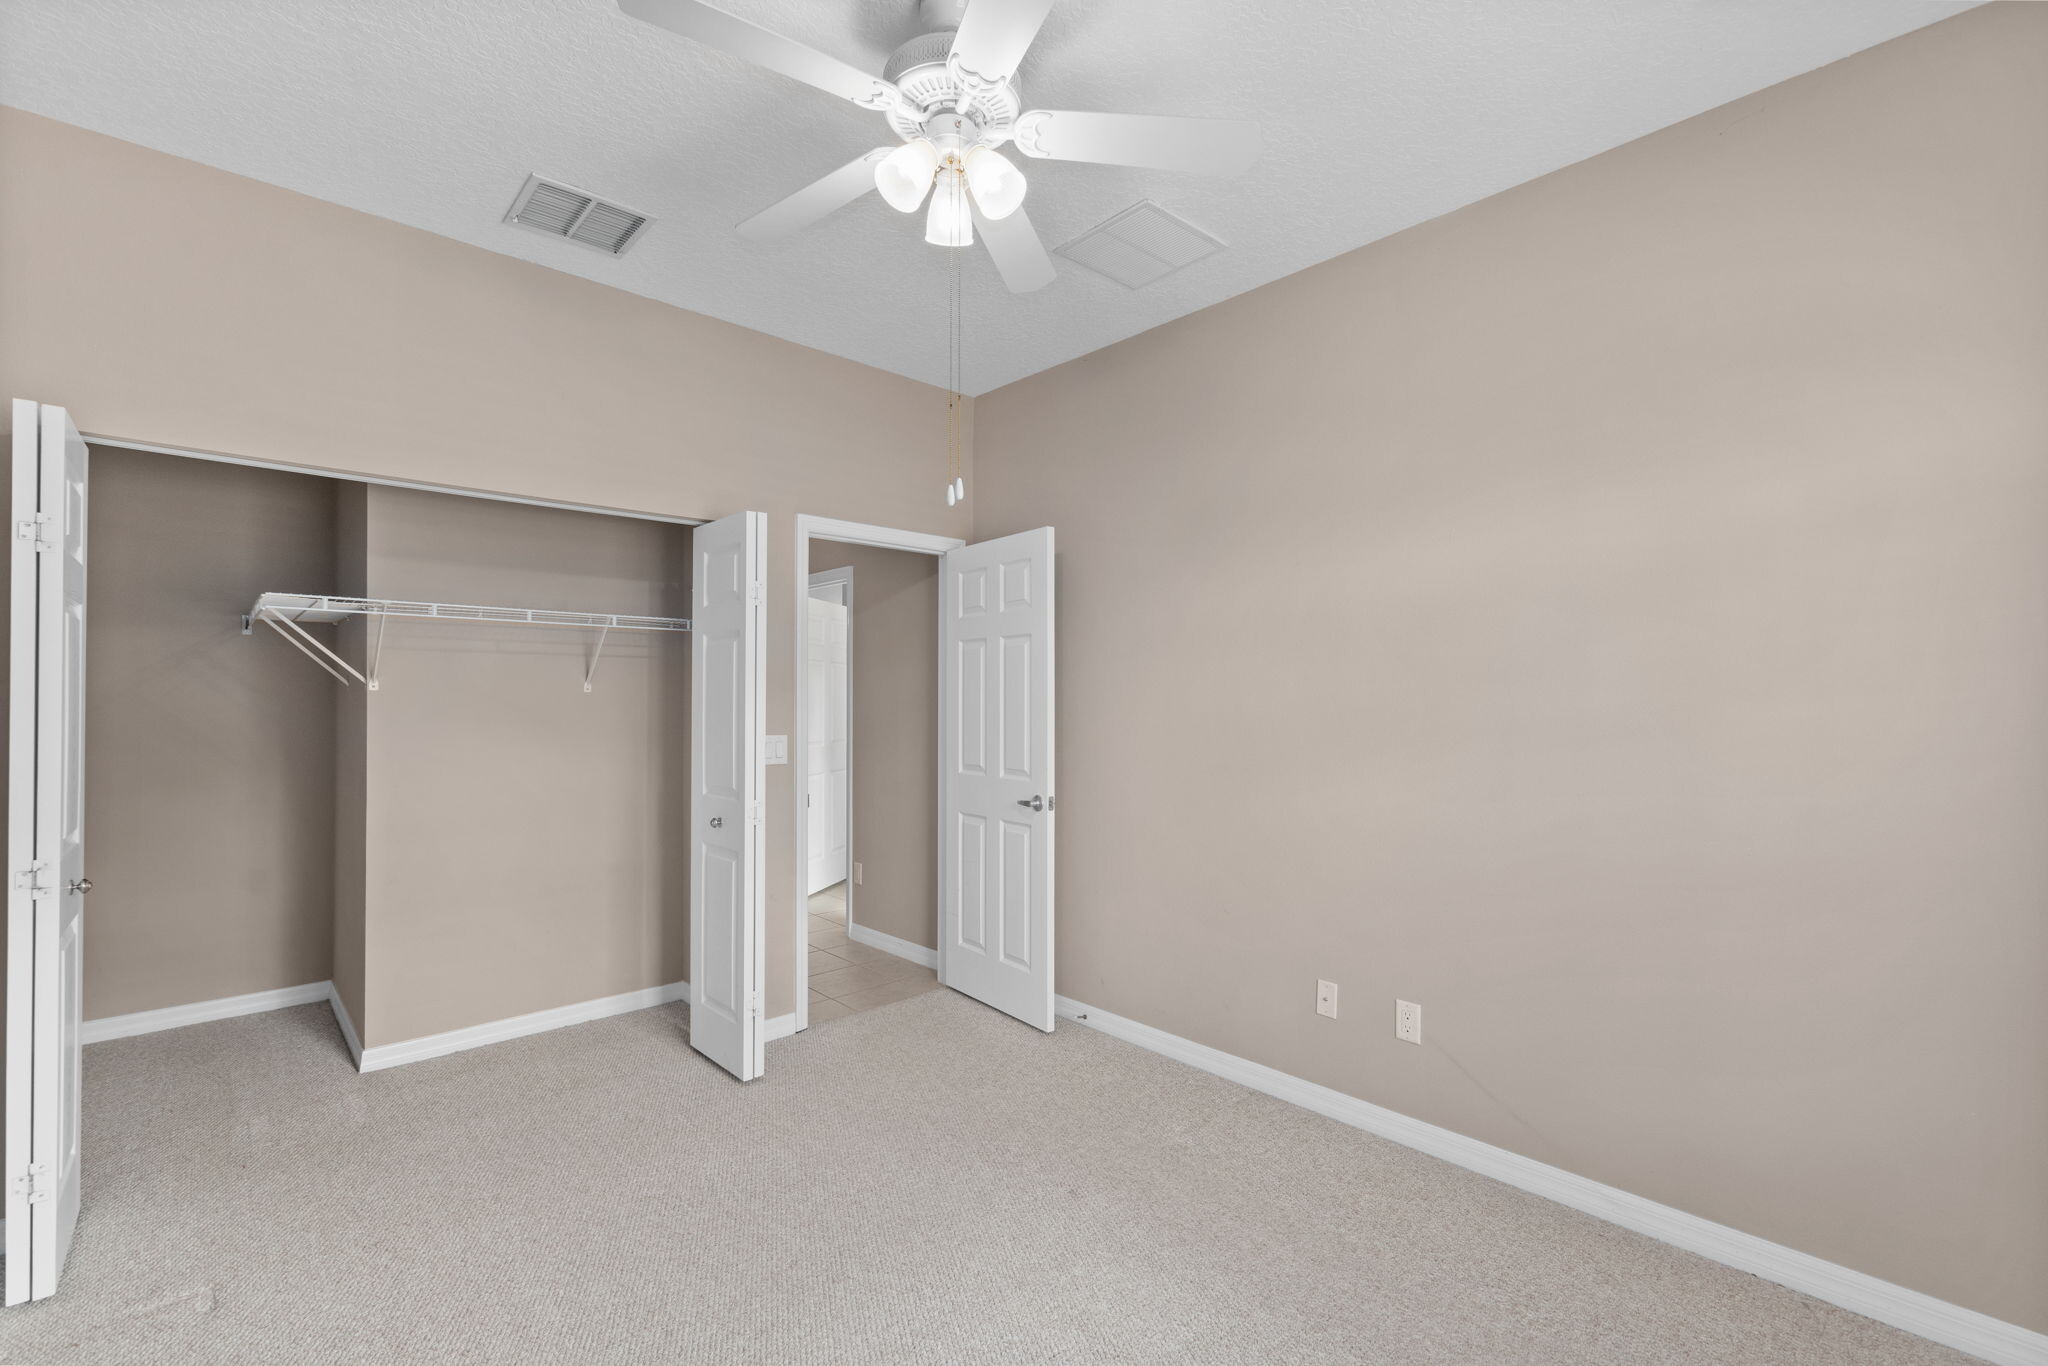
[945,164,966,508]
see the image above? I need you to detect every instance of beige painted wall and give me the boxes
[0,107,971,1017]
[810,542,938,951]
[973,3,2048,1332]
[81,449,337,1017]
[342,485,690,1048]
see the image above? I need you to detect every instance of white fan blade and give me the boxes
[1011,110,1260,175]
[948,0,1055,85]
[738,150,892,240]
[973,202,1056,293]
[619,0,898,110]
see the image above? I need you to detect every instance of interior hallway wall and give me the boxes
[971,3,2048,1333]
[0,107,971,1020]
[809,542,939,952]
[78,449,338,1017]
[339,486,690,1049]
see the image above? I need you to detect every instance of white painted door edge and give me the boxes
[791,514,962,1035]
[1051,995,2047,1366]
[846,922,938,970]
[805,566,853,900]
[81,982,333,1044]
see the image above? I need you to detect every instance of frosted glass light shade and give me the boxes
[925,169,973,247]
[964,148,1026,220]
[875,139,940,213]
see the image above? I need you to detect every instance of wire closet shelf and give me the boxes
[241,592,690,692]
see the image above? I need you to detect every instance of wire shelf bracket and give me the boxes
[240,592,690,693]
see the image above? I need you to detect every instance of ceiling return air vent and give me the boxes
[1054,201,1224,288]
[504,174,653,255]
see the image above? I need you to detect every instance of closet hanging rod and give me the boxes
[240,592,691,635]
[240,592,690,692]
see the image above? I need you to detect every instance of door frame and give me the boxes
[792,516,962,1034]
[804,565,853,910]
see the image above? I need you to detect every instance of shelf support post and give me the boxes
[584,623,611,694]
[258,608,369,687]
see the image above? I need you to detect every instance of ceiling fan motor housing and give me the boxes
[883,28,1022,143]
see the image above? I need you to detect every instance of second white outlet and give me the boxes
[1395,999,1422,1044]
[1316,980,1340,1018]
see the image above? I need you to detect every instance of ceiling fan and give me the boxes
[618,0,1261,293]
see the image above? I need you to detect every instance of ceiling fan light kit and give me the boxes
[619,0,1261,293]
[925,164,974,247]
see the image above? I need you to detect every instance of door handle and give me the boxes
[709,816,724,829]
[68,877,92,895]
[1016,796,1045,812]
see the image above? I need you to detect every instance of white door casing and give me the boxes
[939,527,1055,1032]
[6,400,89,1304]
[689,511,766,1082]
[805,574,849,894]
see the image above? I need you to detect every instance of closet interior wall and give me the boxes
[334,483,692,1050]
[83,449,340,1016]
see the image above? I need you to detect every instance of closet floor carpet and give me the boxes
[0,992,1977,1366]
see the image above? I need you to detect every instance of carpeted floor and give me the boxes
[0,991,1976,1366]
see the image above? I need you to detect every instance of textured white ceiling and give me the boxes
[0,0,1968,393]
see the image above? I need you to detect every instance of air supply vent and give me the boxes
[504,174,653,256]
[1054,201,1223,289]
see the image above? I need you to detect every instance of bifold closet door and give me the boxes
[938,527,1056,1032]
[6,400,90,1304]
[689,511,766,1082]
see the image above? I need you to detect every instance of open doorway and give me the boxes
[800,536,944,1024]
[794,517,958,1031]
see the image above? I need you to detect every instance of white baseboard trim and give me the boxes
[81,981,333,1045]
[846,922,938,970]
[1053,995,2045,1366]
[326,985,364,1067]
[763,1012,798,1042]
[355,980,692,1074]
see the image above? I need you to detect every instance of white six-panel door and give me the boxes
[689,511,766,1082]
[939,527,1055,1032]
[6,400,89,1304]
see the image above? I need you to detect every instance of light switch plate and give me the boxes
[764,735,788,765]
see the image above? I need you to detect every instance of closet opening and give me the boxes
[54,437,702,1073]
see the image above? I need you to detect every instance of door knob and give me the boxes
[709,816,724,828]
[1016,796,1045,812]
[68,877,92,895]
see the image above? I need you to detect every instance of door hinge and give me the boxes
[749,800,762,825]
[746,582,761,604]
[11,1163,50,1205]
[14,514,54,553]
[747,991,762,1020]
[13,862,53,899]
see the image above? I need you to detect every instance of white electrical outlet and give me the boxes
[853,862,863,886]
[1395,1000,1422,1045]
[1316,980,1339,1019]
